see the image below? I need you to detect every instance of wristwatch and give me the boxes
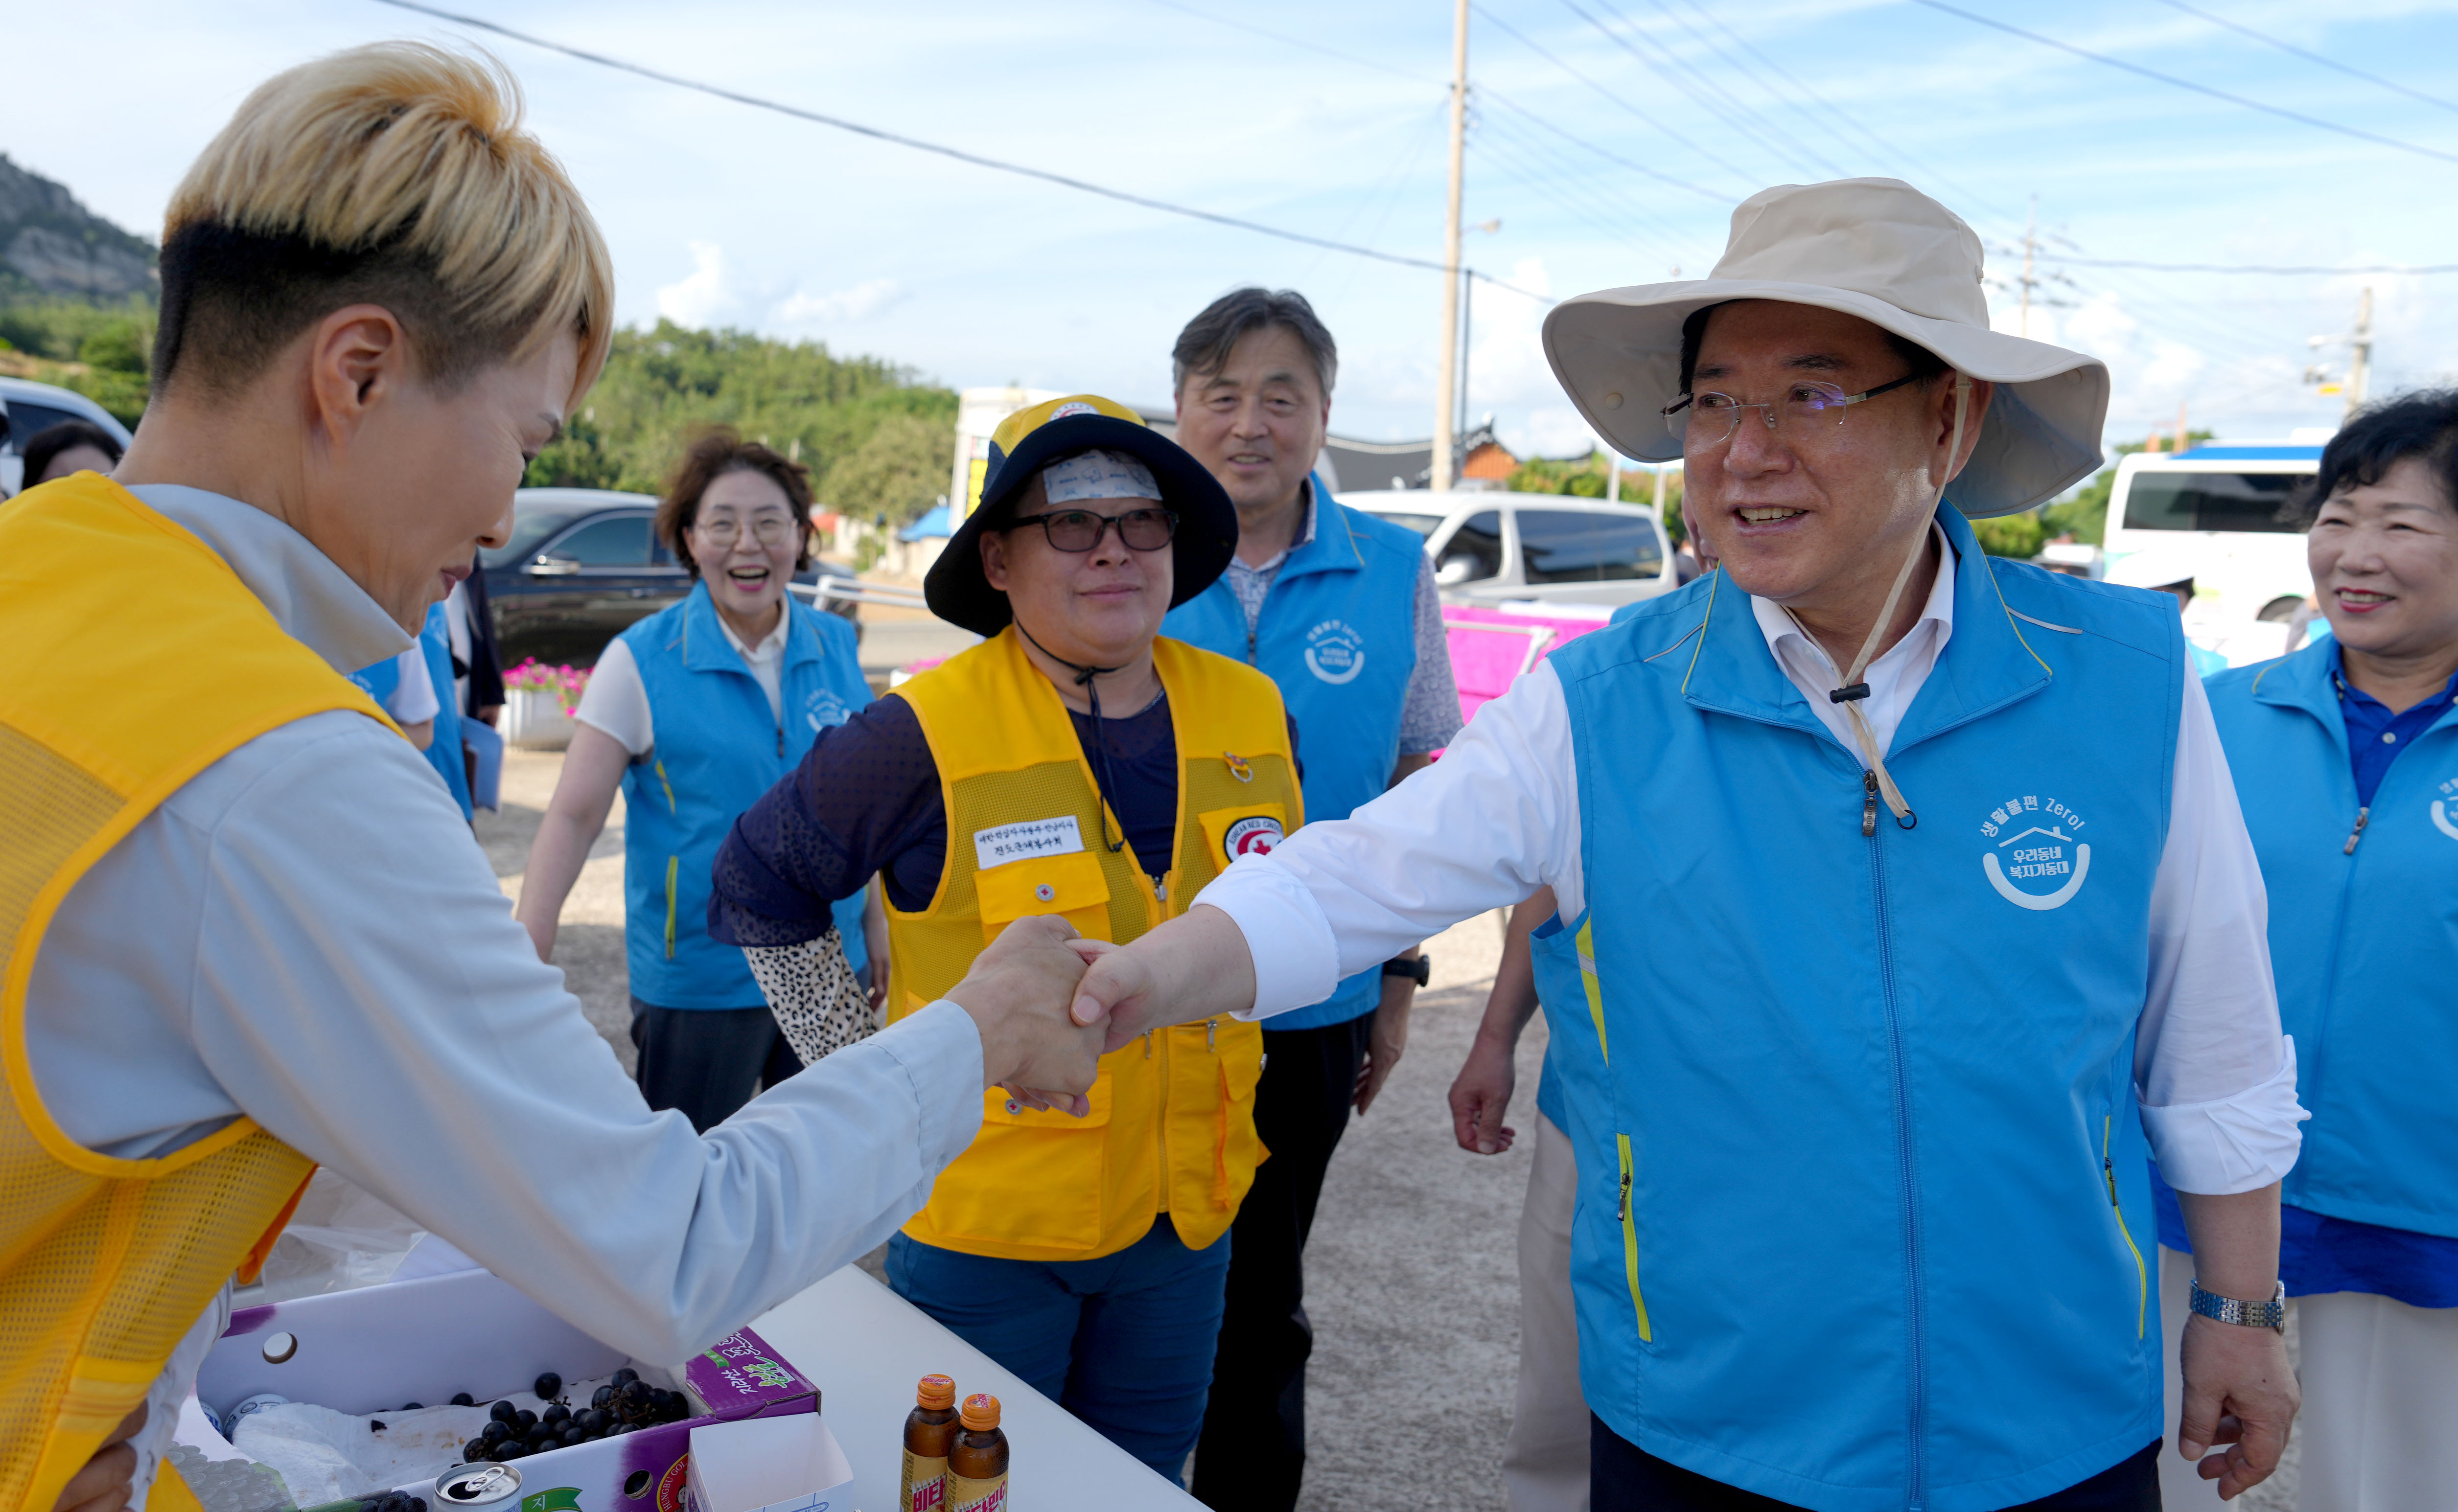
[1382,955,1431,987]
[2188,1278,2287,1332]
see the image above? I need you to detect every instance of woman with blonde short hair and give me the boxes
[0,44,1093,1512]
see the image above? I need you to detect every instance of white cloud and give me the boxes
[656,241,739,328]
[775,277,907,325]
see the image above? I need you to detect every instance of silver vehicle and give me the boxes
[1341,490,1677,608]
[0,375,135,495]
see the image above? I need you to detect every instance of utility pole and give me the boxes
[2346,286,2373,421]
[2018,196,2037,339]
[1431,0,1468,494]
[2304,286,2376,423]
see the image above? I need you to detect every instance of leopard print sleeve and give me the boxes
[743,929,881,1066]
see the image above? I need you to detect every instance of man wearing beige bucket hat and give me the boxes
[1071,179,2308,1508]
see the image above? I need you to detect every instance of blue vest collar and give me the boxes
[679,579,824,679]
[1269,479,1368,585]
[1676,505,2053,751]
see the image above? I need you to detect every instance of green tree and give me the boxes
[522,321,955,503]
[1970,511,2047,558]
[823,413,950,526]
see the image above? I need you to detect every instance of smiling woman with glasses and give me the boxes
[516,426,880,1133]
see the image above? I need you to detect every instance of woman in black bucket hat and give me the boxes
[709,394,1305,1482]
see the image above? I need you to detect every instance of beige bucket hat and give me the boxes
[1541,178,2109,518]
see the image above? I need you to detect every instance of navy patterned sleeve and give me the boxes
[707,694,949,947]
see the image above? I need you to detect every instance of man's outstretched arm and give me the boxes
[1074,661,1583,1043]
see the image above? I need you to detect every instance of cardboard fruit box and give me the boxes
[184,1267,820,1512]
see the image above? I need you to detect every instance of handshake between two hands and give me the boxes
[941,915,1178,1118]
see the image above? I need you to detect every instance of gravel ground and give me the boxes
[480,752,2296,1512]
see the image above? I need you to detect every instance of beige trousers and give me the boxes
[1504,1113,1591,1512]
[2160,1242,2458,1511]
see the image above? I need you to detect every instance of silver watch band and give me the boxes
[2188,1278,2287,1332]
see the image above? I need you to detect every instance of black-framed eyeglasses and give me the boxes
[1006,505,1178,553]
[1662,372,1924,450]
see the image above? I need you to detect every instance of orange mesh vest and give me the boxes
[0,474,396,1511]
[886,628,1302,1262]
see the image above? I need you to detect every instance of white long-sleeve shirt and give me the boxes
[1207,545,2305,1198]
[26,486,988,1495]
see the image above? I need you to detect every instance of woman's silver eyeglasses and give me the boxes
[1662,372,1923,449]
[694,515,798,547]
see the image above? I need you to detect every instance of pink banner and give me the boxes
[1442,604,1612,729]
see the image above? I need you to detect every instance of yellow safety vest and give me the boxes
[887,627,1302,1262]
[0,474,395,1512]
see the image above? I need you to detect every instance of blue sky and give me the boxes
[9,0,2455,468]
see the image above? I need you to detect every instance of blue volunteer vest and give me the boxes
[2206,644,2458,1238]
[1549,506,2184,1510]
[622,583,873,1008]
[1164,483,1424,1028]
[417,600,472,821]
[346,653,401,707]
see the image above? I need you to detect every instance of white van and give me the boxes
[1341,491,1678,610]
[2103,440,2323,667]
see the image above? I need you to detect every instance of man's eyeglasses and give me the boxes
[1662,373,1924,450]
[694,515,799,547]
[1007,506,1178,553]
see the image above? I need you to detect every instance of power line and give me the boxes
[1559,0,1833,179]
[2145,0,2458,118]
[368,0,1554,302]
[1668,0,2021,224]
[1617,0,1853,179]
[1908,0,2458,168]
[1478,87,1729,201]
[1471,2,1756,185]
[1138,0,1437,86]
[1470,106,1699,260]
[2062,256,2458,274]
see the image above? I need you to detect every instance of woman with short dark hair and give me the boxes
[2158,389,2458,1511]
[516,426,877,1130]
[19,418,122,488]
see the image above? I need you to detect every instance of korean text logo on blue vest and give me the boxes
[622,581,873,1008]
[1547,506,2185,1508]
[1164,482,1424,1028]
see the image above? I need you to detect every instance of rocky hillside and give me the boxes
[0,155,154,300]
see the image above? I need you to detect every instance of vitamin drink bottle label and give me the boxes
[945,1471,1006,1512]
[900,1451,947,1512]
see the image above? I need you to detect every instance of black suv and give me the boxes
[482,488,860,667]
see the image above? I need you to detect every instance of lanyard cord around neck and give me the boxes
[1782,373,1972,833]
[1014,619,1129,855]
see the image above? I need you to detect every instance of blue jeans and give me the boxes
[886,1219,1232,1482]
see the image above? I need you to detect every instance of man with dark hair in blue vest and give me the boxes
[1078,182,2310,1509]
[1161,286,1462,1510]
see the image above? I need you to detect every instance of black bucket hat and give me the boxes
[925,393,1238,638]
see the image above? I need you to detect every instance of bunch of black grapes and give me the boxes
[458,1370,693,1464]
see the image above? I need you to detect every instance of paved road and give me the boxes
[479,754,2297,1511]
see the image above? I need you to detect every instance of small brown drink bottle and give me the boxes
[899,1375,958,1512]
[943,1393,1009,1512]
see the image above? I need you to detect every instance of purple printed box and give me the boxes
[182,1268,820,1512]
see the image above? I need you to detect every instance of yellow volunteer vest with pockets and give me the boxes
[887,628,1302,1262]
[0,474,399,1512]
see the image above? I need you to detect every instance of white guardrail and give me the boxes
[790,578,931,612]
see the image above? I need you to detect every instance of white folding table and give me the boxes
[751,1265,1205,1511]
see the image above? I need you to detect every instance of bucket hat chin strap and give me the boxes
[1014,619,1131,855]
[1785,373,1973,832]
